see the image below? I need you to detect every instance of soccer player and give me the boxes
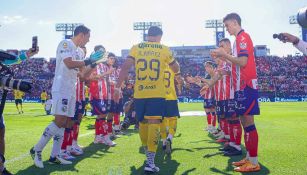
[14,90,24,114]
[187,62,217,134]
[160,64,182,155]
[30,25,104,168]
[60,46,89,160]
[40,90,48,105]
[114,26,180,173]
[88,45,116,147]
[211,13,261,172]
[84,86,90,116]
[103,53,122,138]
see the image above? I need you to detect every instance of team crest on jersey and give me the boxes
[63,42,68,49]
[239,42,247,49]
[138,85,144,91]
[62,99,68,105]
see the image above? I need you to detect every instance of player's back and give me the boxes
[129,42,175,99]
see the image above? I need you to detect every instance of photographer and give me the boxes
[0,47,38,175]
[121,97,138,131]
[277,33,307,55]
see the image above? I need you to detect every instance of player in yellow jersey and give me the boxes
[114,26,180,173]
[40,90,47,105]
[83,86,90,116]
[160,65,183,155]
[14,90,25,114]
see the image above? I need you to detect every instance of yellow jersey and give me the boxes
[129,42,175,99]
[14,90,24,100]
[164,66,177,100]
[41,92,47,100]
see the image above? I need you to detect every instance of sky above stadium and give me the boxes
[0,0,306,58]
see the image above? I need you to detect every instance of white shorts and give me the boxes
[51,93,76,118]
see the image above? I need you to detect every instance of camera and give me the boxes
[273,33,287,41]
[297,6,307,28]
[0,51,32,92]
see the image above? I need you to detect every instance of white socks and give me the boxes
[34,122,60,152]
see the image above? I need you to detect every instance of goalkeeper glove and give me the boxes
[84,50,105,66]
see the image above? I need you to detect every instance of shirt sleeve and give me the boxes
[237,34,251,57]
[295,40,307,55]
[58,41,73,60]
[166,47,175,65]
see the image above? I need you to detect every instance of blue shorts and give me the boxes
[203,98,215,108]
[135,98,166,122]
[216,100,226,116]
[15,99,22,105]
[164,100,180,118]
[90,99,107,115]
[104,99,123,113]
[0,115,4,129]
[235,86,260,116]
[225,99,237,118]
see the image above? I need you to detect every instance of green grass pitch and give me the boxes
[2,102,307,175]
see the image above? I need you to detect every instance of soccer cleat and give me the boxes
[49,156,72,165]
[59,151,76,161]
[232,158,249,167]
[94,136,105,144]
[30,147,44,168]
[219,144,232,151]
[223,147,242,156]
[234,162,261,172]
[104,135,116,147]
[162,144,166,151]
[144,164,160,173]
[2,168,13,175]
[70,147,83,156]
[165,138,172,155]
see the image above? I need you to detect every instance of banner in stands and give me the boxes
[177,97,307,103]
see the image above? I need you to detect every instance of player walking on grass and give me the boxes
[114,26,180,173]
[30,25,105,168]
[160,64,183,155]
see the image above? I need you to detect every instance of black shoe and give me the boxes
[2,168,13,175]
[165,138,172,155]
[223,146,242,156]
[162,144,166,151]
[219,144,232,152]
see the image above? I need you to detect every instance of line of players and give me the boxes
[187,13,260,173]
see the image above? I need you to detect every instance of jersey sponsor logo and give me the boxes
[239,42,247,49]
[138,84,156,91]
[138,43,162,49]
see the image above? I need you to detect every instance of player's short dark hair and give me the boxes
[74,25,90,36]
[223,13,241,26]
[108,52,116,58]
[148,26,163,36]
[94,45,105,52]
[219,38,231,44]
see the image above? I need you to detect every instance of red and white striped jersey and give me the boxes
[232,30,258,91]
[201,87,214,100]
[89,63,122,100]
[214,65,234,101]
[76,77,85,102]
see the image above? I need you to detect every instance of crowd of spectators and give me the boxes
[4,55,306,101]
